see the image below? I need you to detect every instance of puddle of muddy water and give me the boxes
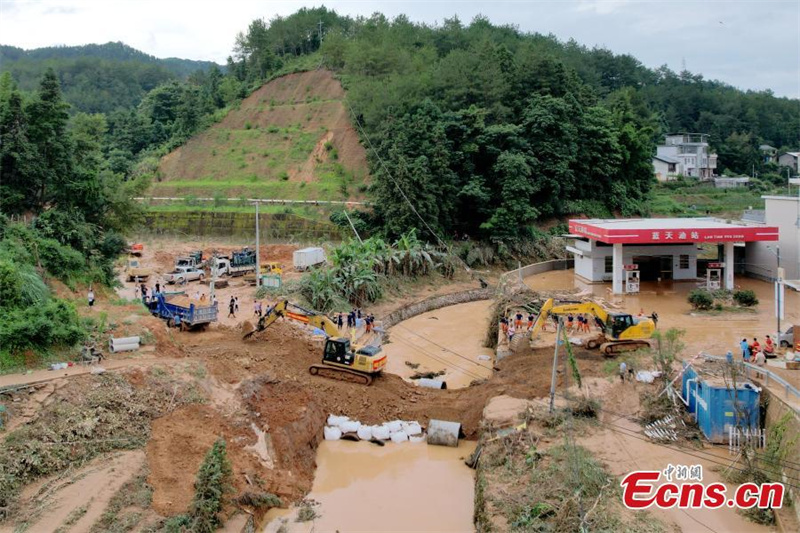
[263,440,477,533]
[382,300,494,389]
[524,270,800,356]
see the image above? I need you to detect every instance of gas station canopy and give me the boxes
[568,218,779,245]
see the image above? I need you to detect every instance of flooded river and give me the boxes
[524,270,800,356]
[382,300,495,389]
[263,441,477,532]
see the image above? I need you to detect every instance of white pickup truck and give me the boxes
[164,266,205,285]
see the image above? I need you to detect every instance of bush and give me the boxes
[37,238,86,281]
[189,438,233,533]
[733,289,758,307]
[688,289,714,310]
[0,299,86,354]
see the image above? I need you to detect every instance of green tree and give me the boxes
[24,68,74,211]
[190,438,233,533]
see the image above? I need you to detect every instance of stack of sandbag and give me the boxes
[323,414,426,444]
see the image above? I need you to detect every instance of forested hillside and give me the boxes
[0,42,220,113]
[228,8,799,243]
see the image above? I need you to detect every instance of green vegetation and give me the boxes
[649,180,783,218]
[688,289,714,310]
[229,8,798,244]
[0,42,218,114]
[190,439,233,532]
[298,230,453,311]
[733,289,759,307]
[0,70,144,370]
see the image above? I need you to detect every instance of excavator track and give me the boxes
[600,340,651,357]
[309,364,373,386]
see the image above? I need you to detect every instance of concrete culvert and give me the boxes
[427,419,462,447]
[418,378,447,389]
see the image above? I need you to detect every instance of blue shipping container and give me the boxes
[681,363,760,444]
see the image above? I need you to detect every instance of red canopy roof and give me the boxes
[569,218,778,244]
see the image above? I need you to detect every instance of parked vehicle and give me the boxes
[175,251,203,269]
[128,243,144,256]
[164,266,205,284]
[779,326,795,348]
[293,247,326,271]
[124,258,151,282]
[213,256,256,277]
[147,293,217,330]
[211,248,256,277]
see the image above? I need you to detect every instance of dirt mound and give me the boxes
[155,69,368,201]
[186,320,605,438]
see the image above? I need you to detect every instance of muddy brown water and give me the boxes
[263,440,477,533]
[524,270,800,356]
[382,299,495,389]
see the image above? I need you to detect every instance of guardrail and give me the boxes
[703,354,800,413]
[135,197,368,206]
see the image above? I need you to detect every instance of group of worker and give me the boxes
[739,336,776,365]
[336,308,376,333]
[499,312,536,340]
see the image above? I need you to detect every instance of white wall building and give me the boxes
[568,218,779,294]
[745,195,800,283]
[653,133,718,181]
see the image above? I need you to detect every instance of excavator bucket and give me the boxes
[241,320,256,339]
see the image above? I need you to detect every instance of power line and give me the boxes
[390,334,486,381]
[393,323,494,372]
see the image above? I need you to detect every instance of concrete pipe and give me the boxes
[417,378,447,389]
[111,336,141,346]
[427,419,462,447]
[109,342,140,353]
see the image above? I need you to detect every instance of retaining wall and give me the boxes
[380,287,493,328]
[502,258,574,282]
[142,211,344,241]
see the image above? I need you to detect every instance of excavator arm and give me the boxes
[530,298,612,336]
[244,300,340,339]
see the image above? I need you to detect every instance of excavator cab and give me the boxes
[608,314,634,339]
[323,338,355,366]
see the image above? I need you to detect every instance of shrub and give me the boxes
[733,289,758,307]
[190,438,233,533]
[0,300,86,354]
[687,289,714,310]
[37,238,85,281]
[279,171,289,181]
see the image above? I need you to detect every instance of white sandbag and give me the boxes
[327,414,349,426]
[357,425,373,440]
[386,420,403,433]
[390,431,409,443]
[403,422,422,436]
[340,420,362,433]
[409,434,426,443]
[372,425,391,440]
[323,426,342,440]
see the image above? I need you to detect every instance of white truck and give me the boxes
[293,247,326,271]
[212,256,257,277]
[164,266,205,284]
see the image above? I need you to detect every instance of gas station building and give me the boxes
[567,218,779,294]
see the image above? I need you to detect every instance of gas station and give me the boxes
[567,218,780,294]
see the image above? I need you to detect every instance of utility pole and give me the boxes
[342,210,363,244]
[549,319,562,413]
[776,245,782,346]
[255,201,261,289]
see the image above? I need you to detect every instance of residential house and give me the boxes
[778,152,800,174]
[653,133,718,181]
[759,144,778,164]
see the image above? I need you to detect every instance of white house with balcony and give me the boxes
[653,133,718,181]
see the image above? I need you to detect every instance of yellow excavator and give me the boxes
[530,298,657,356]
[243,300,387,385]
